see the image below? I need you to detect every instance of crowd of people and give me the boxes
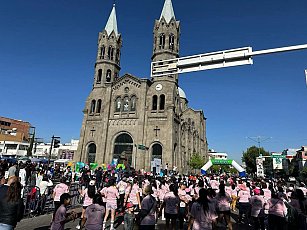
[0,159,307,230]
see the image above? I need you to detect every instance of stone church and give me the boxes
[74,0,208,173]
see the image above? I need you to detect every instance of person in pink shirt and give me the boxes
[103,178,119,230]
[215,184,232,229]
[52,178,69,217]
[237,184,251,224]
[267,192,287,230]
[250,189,265,230]
[125,178,141,210]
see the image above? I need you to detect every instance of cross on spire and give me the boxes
[154,126,160,137]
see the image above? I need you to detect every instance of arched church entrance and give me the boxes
[152,143,162,161]
[87,143,96,164]
[113,133,133,165]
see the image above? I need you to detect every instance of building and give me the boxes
[74,0,208,173]
[0,116,32,142]
[58,139,79,160]
[0,141,29,157]
[297,146,307,169]
[208,150,228,160]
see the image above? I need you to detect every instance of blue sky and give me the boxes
[1,0,307,163]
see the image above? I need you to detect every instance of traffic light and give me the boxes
[53,138,60,148]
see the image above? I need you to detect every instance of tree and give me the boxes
[242,146,271,175]
[188,153,205,170]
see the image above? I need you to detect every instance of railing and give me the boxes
[22,182,82,218]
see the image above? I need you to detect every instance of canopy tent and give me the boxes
[54,159,70,164]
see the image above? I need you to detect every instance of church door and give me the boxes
[87,143,96,163]
[113,134,133,165]
[152,143,162,161]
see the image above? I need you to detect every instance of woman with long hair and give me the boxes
[188,188,217,230]
[0,178,24,229]
[160,183,180,230]
[267,191,287,230]
[80,193,105,230]
[76,180,96,229]
[215,184,232,229]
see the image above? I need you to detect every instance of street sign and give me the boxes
[138,144,147,150]
[271,155,286,159]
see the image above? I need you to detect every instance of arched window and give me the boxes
[106,69,112,82]
[87,143,96,163]
[115,49,120,64]
[111,47,114,60]
[152,143,162,161]
[97,69,102,83]
[96,99,102,113]
[100,45,105,59]
[115,97,121,112]
[152,95,158,110]
[169,34,175,51]
[113,133,133,165]
[159,33,165,49]
[131,96,136,111]
[90,100,96,114]
[123,96,129,112]
[159,94,165,110]
[108,46,112,60]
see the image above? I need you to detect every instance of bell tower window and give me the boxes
[106,69,112,82]
[159,34,165,49]
[97,69,102,83]
[160,94,165,110]
[152,95,158,110]
[96,99,102,113]
[90,100,96,114]
[115,49,120,64]
[111,47,114,60]
[108,46,113,60]
[169,34,175,51]
[100,45,105,59]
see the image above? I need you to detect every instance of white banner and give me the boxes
[256,157,265,177]
[273,157,283,170]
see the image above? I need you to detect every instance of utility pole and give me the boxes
[247,136,272,156]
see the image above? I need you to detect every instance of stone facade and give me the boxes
[74,1,208,173]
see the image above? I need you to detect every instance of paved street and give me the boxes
[16,208,252,230]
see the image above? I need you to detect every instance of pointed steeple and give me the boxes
[160,0,176,24]
[105,4,118,36]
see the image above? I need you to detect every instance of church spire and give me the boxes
[160,0,176,24]
[105,4,118,37]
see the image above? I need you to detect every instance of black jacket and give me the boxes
[0,186,24,226]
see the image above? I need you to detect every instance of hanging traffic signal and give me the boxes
[54,138,61,148]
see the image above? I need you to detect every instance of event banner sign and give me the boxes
[211,159,233,165]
